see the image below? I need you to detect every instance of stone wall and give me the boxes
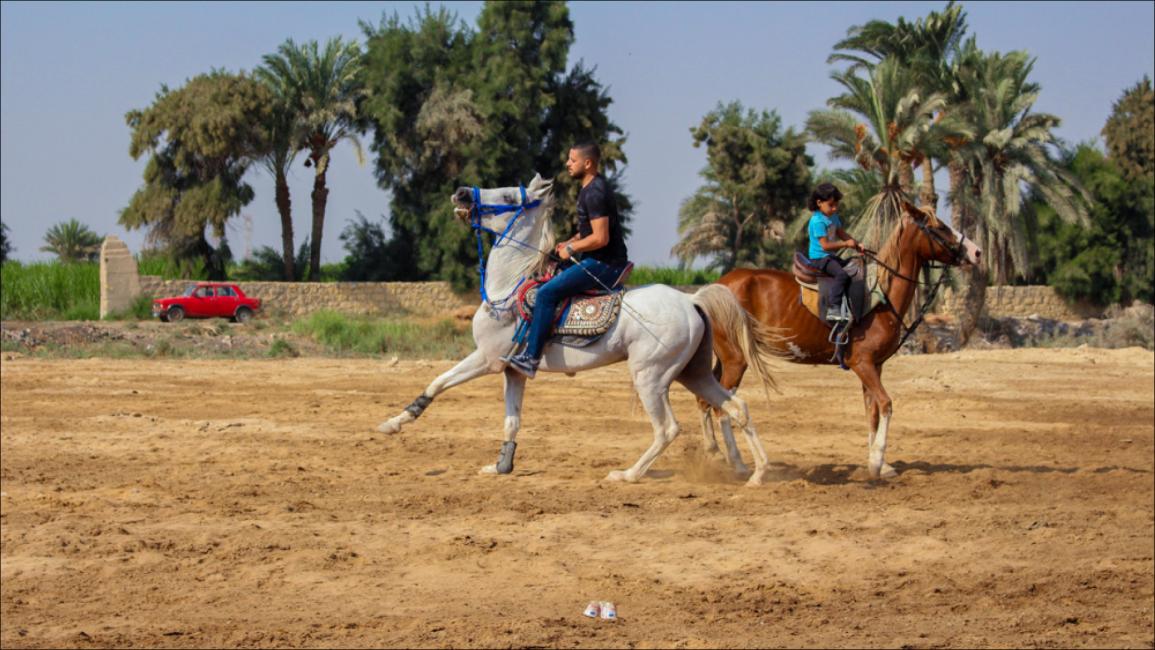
[936,285,1102,321]
[99,236,141,319]
[137,277,473,317]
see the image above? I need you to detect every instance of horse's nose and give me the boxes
[452,187,472,205]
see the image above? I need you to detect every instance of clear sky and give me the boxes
[2,1,1153,267]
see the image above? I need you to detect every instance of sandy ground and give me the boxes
[1,348,1152,648]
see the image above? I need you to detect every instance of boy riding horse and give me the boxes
[502,143,630,378]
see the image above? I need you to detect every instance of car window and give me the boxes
[183,285,197,297]
[217,286,236,297]
[195,287,214,298]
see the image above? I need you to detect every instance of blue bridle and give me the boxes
[465,186,543,313]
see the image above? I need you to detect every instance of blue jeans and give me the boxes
[525,257,626,360]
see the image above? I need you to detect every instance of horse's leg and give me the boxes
[716,414,751,477]
[479,369,526,475]
[852,362,895,479]
[700,326,750,472]
[677,370,767,487]
[606,370,680,483]
[862,383,880,448]
[696,360,723,456]
[700,407,749,475]
[377,349,494,434]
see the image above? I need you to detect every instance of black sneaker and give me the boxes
[501,353,539,379]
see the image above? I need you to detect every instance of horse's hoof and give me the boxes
[731,462,751,478]
[605,470,634,482]
[479,464,499,475]
[745,470,767,487]
[377,419,401,434]
[880,463,898,479]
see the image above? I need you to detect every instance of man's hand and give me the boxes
[556,242,572,260]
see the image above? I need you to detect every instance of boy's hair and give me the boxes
[571,142,601,165]
[807,182,844,212]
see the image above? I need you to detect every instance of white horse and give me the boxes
[377,174,783,486]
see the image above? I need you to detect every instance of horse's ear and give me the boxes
[528,172,553,198]
[902,199,924,222]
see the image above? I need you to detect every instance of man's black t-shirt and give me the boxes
[576,175,629,266]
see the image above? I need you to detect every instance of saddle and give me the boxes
[792,251,874,325]
[512,262,633,347]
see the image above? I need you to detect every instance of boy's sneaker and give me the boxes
[826,305,850,322]
[501,352,539,379]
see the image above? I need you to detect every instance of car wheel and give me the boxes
[234,307,254,324]
[167,306,185,323]
[158,314,169,323]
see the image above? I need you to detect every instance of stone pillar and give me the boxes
[100,236,141,319]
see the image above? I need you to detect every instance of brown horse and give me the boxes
[700,201,982,479]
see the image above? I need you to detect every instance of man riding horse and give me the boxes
[502,143,631,379]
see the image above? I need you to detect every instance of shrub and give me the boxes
[105,294,155,321]
[1098,302,1155,349]
[268,337,300,358]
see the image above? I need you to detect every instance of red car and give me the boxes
[152,283,262,323]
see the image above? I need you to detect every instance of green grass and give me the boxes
[291,310,473,357]
[627,265,720,286]
[1,261,100,320]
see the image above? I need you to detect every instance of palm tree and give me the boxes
[828,2,970,208]
[40,219,102,263]
[948,49,1090,339]
[807,57,970,250]
[253,67,302,281]
[259,37,365,280]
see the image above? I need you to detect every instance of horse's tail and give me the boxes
[690,284,786,407]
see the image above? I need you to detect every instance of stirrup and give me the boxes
[827,319,850,346]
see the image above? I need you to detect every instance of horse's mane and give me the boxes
[874,203,941,292]
[525,188,556,278]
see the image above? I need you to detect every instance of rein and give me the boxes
[464,186,542,314]
[860,218,969,350]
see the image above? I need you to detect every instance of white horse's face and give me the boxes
[451,173,553,232]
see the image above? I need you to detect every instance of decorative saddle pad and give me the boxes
[516,279,623,339]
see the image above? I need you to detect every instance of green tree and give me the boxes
[253,62,304,281]
[0,221,12,264]
[40,219,103,263]
[259,37,366,280]
[807,57,968,249]
[1030,144,1153,304]
[337,211,408,281]
[233,240,310,282]
[1028,146,1131,302]
[829,1,970,207]
[1102,76,1155,184]
[949,50,1090,283]
[946,50,1091,340]
[1099,76,1155,303]
[120,71,273,279]
[673,101,812,271]
[360,2,631,287]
